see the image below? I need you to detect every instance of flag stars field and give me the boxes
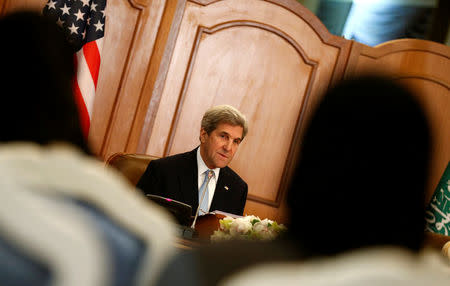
[46,0,57,10]
[43,0,106,51]
[68,23,78,34]
[56,17,64,27]
[93,20,103,31]
[61,4,71,15]
[75,9,85,21]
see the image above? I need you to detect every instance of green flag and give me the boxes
[425,161,450,235]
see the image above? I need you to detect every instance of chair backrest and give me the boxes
[106,153,160,186]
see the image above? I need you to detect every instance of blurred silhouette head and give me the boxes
[288,75,430,255]
[0,11,89,154]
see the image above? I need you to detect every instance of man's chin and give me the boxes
[213,160,229,169]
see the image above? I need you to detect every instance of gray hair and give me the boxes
[201,105,248,139]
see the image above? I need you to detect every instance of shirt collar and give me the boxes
[197,147,220,179]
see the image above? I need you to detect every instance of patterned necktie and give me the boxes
[198,169,214,215]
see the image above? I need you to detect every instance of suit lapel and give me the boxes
[210,167,231,212]
[178,148,199,214]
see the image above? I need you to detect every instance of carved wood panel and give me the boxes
[345,39,450,205]
[136,0,350,221]
[91,0,168,157]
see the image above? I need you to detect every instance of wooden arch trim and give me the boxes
[392,75,450,90]
[128,0,151,9]
[362,38,450,59]
[188,0,340,43]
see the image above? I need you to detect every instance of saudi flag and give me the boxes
[425,162,450,235]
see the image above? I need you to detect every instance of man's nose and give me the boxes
[223,139,233,151]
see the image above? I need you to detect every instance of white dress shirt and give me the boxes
[197,148,220,212]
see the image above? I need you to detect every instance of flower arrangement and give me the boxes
[443,241,450,260]
[210,215,287,242]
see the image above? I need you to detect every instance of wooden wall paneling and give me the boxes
[0,0,46,15]
[344,39,450,205]
[134,0,351,222]
[91,0,169,159]
[126,0,187,155]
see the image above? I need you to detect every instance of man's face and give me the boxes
[199,122,244,169]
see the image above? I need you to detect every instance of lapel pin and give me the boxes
[224,186,229,191]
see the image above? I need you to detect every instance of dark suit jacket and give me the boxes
[136,148,248,216]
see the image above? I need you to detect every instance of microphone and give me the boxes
[190,170,214,230]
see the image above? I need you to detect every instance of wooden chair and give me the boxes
[106,152,160,186]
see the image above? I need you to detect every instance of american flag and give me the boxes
[43,0,107,138]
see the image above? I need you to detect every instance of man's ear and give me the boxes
[199,128,207,143]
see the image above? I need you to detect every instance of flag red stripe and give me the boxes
[82,41,101,89]
[73,56,91,138]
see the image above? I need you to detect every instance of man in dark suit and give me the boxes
[136,105,248,216]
